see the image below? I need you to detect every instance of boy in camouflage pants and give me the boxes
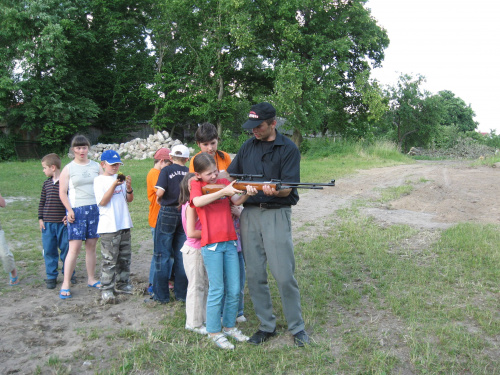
[93,150,134,302]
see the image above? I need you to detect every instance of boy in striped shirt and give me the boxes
[38,153,70,289]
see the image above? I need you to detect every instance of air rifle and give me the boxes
[201,174,335,194]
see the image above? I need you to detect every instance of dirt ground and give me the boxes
[1,160,498,374]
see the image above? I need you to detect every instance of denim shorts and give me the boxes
[67,204,100,241]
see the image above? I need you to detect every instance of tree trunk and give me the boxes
[292,128,303,149]
[217,75,223,137]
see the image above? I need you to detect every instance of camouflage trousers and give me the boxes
[100,229,131,291]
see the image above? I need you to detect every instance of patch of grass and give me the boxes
[88,328,103,340]
[301,139,412,183]
[471,154,500,167]
[377,184,414,203]
[46,355,70,375]
[293,213,499,374]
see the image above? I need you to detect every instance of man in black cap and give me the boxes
[227,102,310,347]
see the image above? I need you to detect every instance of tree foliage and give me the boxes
[5,0,478,154]
[0,0,155,147]
[383,74,444,152]
[269,0,389,141]
[147,0,389,144]
[436,90,477,132]
[0,0,100,148]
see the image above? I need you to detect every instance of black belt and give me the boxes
[245,203,291,209]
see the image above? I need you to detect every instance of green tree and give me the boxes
[147,0,389,145]
[86,0,156,141]
[0,0,99,148]
[0,0,155,148]
[147,0,259,137]
[436,90,478,132]
[384,74,444,152]
[254,0,389,144]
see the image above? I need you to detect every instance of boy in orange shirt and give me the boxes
[189,122,232,174]
[146,148,171,291]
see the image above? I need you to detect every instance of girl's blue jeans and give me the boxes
[201,240,240,333]
[221,251,245,317]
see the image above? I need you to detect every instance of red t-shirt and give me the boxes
[190,178,237,247]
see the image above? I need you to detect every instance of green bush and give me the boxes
[0,133,17,161]
[299,138,311,154]
[484,131,500,149]
[218,130,250,154]
[433,125,460,149]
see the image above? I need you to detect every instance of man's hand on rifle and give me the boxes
[245,185,258,196]
[262,184,290,197]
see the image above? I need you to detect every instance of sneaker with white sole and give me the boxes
[223,327,249,342]
[185,324,208,335]
[236,315,247,323]
[101,290,115,303]
[211,333,234,350]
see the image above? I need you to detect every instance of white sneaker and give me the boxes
[236,315,247,323]
[211,333,234,350]
[223,327,249,342]
[101,290,115,302]
[185,324,208,335]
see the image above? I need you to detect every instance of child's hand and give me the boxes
[245,185,258,196]
[125,175,132,190]
[62,216,68,226]
[220,181,244,197]
[39,219,45,231]
[67,210,75,223]
[231,205,243,217]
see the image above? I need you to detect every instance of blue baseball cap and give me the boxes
[101,150,123,165]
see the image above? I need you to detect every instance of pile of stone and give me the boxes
[87,131,194,161]
[407,138,497,160]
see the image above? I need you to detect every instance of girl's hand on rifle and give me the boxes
[220,181,244,197]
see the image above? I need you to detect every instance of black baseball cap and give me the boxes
[242,102,276,129]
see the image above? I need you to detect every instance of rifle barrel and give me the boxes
[280,180,336,188]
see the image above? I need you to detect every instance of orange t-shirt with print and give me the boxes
[189,150,232,173]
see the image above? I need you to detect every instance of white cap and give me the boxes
[171,144,190,158]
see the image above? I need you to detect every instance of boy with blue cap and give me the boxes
[94,150,134,303]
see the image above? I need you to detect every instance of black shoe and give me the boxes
[248,329,277,345]
[293,330,310,347]
[143,297,168,305]
[70,275,77,285]
[46,279,57,289]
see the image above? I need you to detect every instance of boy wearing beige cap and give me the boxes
[149,145,190,303]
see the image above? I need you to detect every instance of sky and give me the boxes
[366,0,500,134]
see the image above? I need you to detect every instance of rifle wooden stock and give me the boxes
[202,182,279,195]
